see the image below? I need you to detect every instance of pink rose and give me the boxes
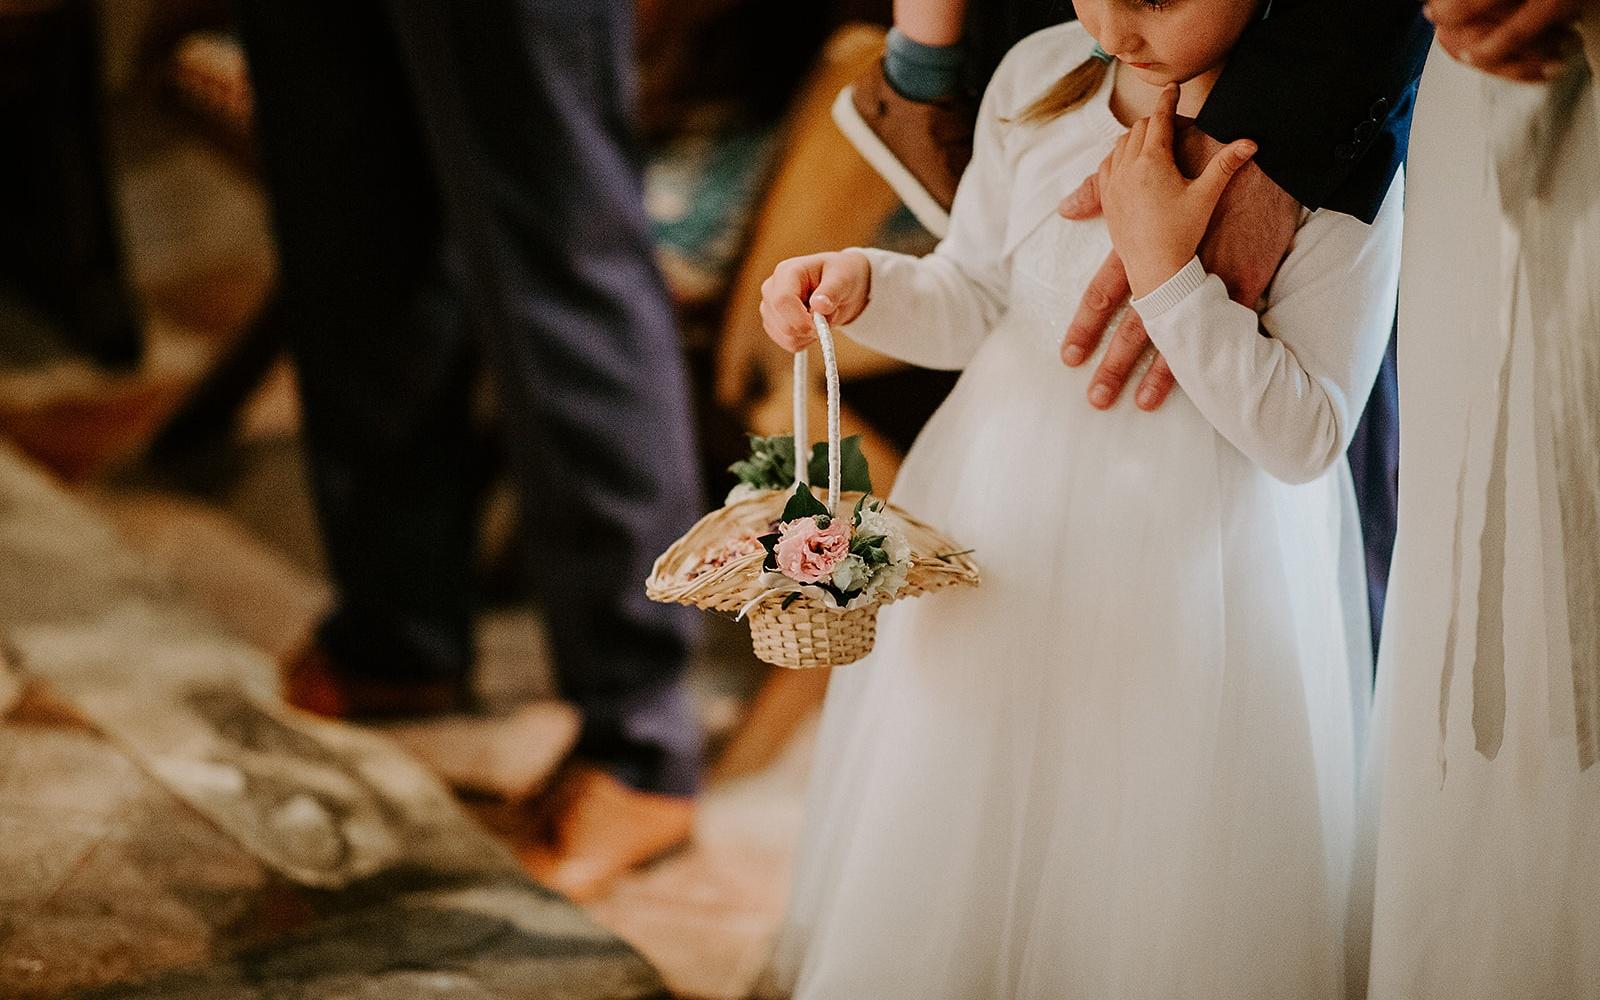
[773,517,852,584]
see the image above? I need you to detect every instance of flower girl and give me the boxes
[755,5,1401,998]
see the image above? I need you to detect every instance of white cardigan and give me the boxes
[841,21,1403,486]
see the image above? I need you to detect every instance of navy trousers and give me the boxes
[1346,334,1400,660]
[240,0,703,795]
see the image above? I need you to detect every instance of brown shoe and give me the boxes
[280,643,465,721]
[832,59,976,238]
[519,764,694,903]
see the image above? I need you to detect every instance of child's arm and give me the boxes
[760,43,1018,370]
[1133,189,1401,484]
[1103,89,1401,485]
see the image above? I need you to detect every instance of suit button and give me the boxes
[1335,142,1356,161]
[1355,119,1379,143]
[1370,97,1390,117]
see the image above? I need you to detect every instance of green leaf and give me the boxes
[729,434,797,491]
[807,435,873,494]
[780,481,830,522]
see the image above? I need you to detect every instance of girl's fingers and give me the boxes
[760,284,815,349]
[761,301,813,351]
[1191,138,1258,211]
[1145,84,1179,156]
[810,271,851,318]
[771,286,813,335]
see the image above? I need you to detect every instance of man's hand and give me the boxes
[1059,124,1299,411]
[1426,0,1580,82]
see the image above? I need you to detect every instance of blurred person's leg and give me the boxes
[0,0,142,369]
[893,0,965,49]
[835,2,972,236]
[834,0,1071,236]
[384,0,702,805]
[238,0,479,716]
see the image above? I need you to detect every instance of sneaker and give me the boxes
[832,59,975,239]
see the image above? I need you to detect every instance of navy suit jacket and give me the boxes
[1197,0,1433,223]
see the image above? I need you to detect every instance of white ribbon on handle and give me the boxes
[740,312,847,623]
[789,311,842,515]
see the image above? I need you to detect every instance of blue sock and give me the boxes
[884,27,964,102]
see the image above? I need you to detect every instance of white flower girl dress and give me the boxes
[763,22,1402,1000]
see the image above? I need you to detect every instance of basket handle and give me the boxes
[792,312,842,516]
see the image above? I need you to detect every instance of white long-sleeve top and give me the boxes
[840,22,1402,486]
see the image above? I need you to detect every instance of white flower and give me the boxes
[863,559,909,602]
[831,553,873,595]
[855,506,912,566]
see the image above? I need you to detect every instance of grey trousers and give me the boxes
[240,0,704,794]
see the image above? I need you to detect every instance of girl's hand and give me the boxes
[760,251,872,352]
[1100,84,1258,299]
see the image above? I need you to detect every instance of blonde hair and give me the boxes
[1011,56,1109,126]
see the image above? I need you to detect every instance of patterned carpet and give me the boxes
[0,445,667,1000]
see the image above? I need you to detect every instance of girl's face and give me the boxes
[1072,0,1259,88]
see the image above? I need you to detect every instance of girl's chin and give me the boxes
[1125,62,1176,84]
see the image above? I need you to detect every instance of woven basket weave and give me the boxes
[645,314,979,668]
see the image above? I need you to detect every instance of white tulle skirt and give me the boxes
[760,300,1372,999]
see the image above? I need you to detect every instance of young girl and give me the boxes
[756,5,1401,998]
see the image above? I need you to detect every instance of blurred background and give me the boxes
[0,1,980,997]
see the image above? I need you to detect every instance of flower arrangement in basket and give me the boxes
[647,313,979,669]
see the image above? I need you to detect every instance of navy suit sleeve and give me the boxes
[1196,0,1433,223]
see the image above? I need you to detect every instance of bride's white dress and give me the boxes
[761,23,1402,1000]
[1364,20,1600,1000]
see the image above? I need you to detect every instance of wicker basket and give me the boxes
[646,313,979,668]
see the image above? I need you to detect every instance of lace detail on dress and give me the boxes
[1005,213,1130,360]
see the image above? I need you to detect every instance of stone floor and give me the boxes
[92,436,816,1000]
[0,438,817,999]
[0,444,671,1000]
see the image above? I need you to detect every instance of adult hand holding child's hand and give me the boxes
[1100,85,1258,299]
[1057,95,1298,413]
[760,250,873,352]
